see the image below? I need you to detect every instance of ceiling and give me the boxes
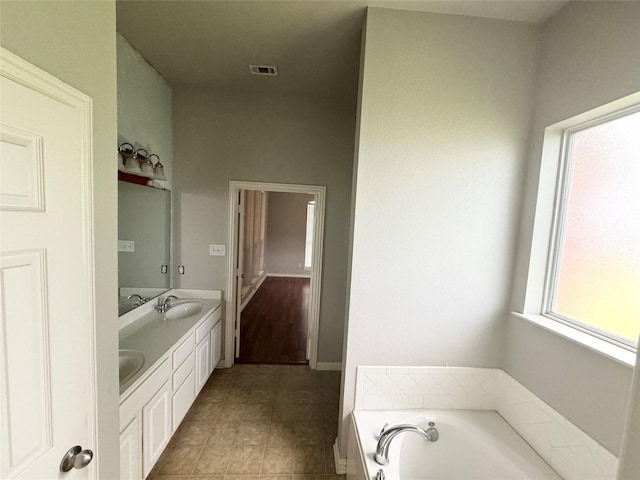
[116,0,568,102]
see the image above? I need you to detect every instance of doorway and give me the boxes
[225,181,326,369]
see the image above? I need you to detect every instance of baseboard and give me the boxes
[316,362,342,371]
[240,272,267,311]
[333,439,347,475]
[266,273,312,279]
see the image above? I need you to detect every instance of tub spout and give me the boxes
[374,424,439,466]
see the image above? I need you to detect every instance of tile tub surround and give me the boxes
[148,364,345,480]
[353,366,618,480]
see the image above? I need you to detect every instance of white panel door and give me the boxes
[0,49,97,479]
[235,190,245,358]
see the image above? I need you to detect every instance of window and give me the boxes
[304,201,315,270]
[543,108,640,349]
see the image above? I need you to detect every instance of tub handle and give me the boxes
[376,469,385,480]
[376,423,389,440]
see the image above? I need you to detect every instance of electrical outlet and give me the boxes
[209,244,226,256]
[118,240,135,252]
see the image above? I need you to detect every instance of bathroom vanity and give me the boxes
[118,290,223,479]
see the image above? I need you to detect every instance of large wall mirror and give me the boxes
[118,180,170,315]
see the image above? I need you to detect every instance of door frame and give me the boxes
[225,181,326,369]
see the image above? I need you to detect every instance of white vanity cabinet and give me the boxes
[120,415,141,480]
[211,320,222,370]
[119,304,222,480]
[142,380,172,475]
[195,333,212,394]
[171,333,196,430]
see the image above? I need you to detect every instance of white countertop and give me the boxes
[119,297,222,396]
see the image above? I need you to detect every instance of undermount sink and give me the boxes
[119,349,144,385]
[164,300,207,321]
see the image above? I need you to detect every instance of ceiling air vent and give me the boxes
[249,64,278,76]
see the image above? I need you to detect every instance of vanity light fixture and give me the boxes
[135,148,154,178]
[150,154,167,180]
[118,143,167,181]
[119,142,139,173]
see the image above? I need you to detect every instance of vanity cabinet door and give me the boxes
[172,371,195,431]
[142,381,172,478]
[195,335,212,394]
[210,321,222,372]
[120,415,142,480]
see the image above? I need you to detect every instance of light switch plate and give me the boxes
[209,244,226,256]
[118,240,135,252]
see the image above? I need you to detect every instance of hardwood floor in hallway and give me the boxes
[237,277,310,365]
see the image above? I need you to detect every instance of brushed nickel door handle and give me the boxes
[60,445,93,472]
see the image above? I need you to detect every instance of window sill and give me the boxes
[511,312,636,368]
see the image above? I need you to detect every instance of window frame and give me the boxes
[540,104,640,352]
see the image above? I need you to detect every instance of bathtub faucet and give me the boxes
[374,424,439,466]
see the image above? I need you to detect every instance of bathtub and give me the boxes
[347,410,561,480]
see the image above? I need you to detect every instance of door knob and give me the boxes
[60,445,93,472]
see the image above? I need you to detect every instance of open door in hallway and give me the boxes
[235,190,314,364]
[227,182,325,369]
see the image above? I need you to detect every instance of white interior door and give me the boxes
[234,190,245,358]
[0,49,97,479]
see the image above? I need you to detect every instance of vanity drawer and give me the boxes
[173,352,194,390]
[195,314,215,343]
[172,332,195,368]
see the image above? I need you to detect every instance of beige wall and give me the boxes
[506,0,640,455]
[339,7,539,455]
[0,0,119,476]
[173,89,355,363]
[266,192,315,276]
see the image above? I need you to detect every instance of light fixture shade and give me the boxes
[118,142,134,172]
[131,148,150,176]
[149,154,167,180]
[140,160,155,178]
[153,164,167,180]
[124,156,142,173]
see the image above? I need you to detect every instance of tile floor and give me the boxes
[148,364,346,480]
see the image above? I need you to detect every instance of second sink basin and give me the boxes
[119,349,144,386]
[164,300,207,321]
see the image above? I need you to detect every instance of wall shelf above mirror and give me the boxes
[118,179,170,316]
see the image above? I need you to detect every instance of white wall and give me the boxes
[0,1,119,477]
[507,1,640,456]
[619,345,640,478]
[265,192,314,276]
[339,7,539,455]
[172,90,355,363]
[116,33,173,189]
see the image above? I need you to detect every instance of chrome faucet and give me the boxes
[374,424,439,466]
[156,295,178,313]
[127,294,146,305]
